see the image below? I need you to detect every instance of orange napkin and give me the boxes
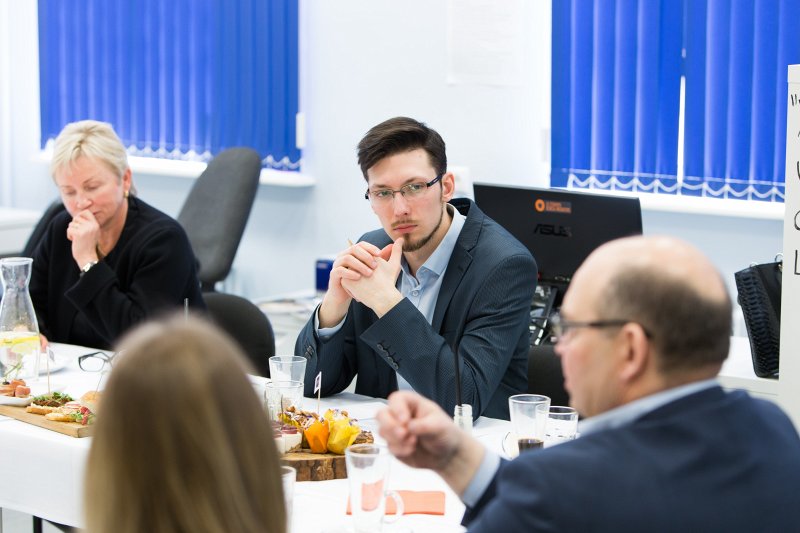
[346,490,446,515]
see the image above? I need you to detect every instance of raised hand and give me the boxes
[377,390,487,497]
[66,210,100,268]
[377,390,460,470]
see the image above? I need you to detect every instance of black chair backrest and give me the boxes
[203,292,275,377]
[22,200,66,257]
[177,147,261,291]
[527,344,570,407]
[735,261,782,378]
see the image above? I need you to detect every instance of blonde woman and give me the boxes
[84,316,286,533]
[30,119,204,349]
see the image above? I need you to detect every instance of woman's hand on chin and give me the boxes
[67,210,101,267]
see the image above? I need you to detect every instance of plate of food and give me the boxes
[0,378,33,406]
[25,390,75,415]
[0,379,69,408]
[0,395,33,407]
[276,406,374,481]
[0,389,99,437]
[39,391,99,426]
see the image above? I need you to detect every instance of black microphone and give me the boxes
[454,345,462,407]
[452,343,472,431]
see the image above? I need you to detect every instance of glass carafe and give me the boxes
[0,257,40,381]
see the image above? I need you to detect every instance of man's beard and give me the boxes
[401,205,444,252]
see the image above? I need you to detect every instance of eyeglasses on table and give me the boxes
[78,351,117,372]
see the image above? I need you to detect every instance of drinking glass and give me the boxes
[264,380,304,420]
[454,403,473,434]
[269,355,307,382]
[545,406,579,445]
[281,465,296,531]
[345,444,404,533]
[508,394,550,453]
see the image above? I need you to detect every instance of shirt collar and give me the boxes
[578,378,719,436]
[401,203,466,277]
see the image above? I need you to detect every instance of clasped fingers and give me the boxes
[336,245,380,277]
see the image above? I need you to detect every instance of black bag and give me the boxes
[734,257,782,378]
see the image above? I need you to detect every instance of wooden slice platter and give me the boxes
[0,405,93,438]
[282,450,347,481]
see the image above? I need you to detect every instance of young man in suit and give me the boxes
[296,117,537,419]
[377,235,800,532]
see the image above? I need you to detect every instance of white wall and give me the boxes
[0,0,784,315]
[2,1,52,209]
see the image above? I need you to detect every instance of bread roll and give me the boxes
[44,412,74,422]
[26,404,57,415]
[80,390,101,413]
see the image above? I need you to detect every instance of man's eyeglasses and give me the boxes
[364,174,443,205]
[78,351,115,372]
[549,313,652,341]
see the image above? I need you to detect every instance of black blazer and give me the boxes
[297,199,537,419]
[464,387,800,532]
[30,196,204,349]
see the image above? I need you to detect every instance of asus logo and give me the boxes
[533,224,572,237]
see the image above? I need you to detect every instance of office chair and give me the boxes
[203,292,275,377]
[177,147,262,291]
[20,200,66,258]
[527,344,570,407]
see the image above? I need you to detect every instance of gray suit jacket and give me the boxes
[296,199,537,419]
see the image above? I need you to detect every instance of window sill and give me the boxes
[128,156,316,187]
[584,188,784,221]
[638,193,783,220]
[36,151,315,187]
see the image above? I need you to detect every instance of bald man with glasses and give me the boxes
[296,116,537,419]
[377,235,800,532]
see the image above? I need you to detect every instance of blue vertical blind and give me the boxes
[682,0,800,199]
[552,0,800,202]
[38,0,300,170]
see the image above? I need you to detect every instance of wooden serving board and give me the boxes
[282,450,347,481]
[0,405,93,438]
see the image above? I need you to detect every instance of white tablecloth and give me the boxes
[0,345,511,532]
[0,344,100,527]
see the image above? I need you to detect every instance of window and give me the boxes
[38,0,300,170]
[551,0,800,202]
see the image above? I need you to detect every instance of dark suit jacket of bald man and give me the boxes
[464,386,800,532]
[296,198,537,419]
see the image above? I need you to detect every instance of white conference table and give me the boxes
[259,296,780,405]
[0,344,511,532]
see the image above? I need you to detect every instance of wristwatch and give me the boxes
[80,260,98,276]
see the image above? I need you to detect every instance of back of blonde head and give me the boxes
[84,316,286,533]
[50,120,129,179]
